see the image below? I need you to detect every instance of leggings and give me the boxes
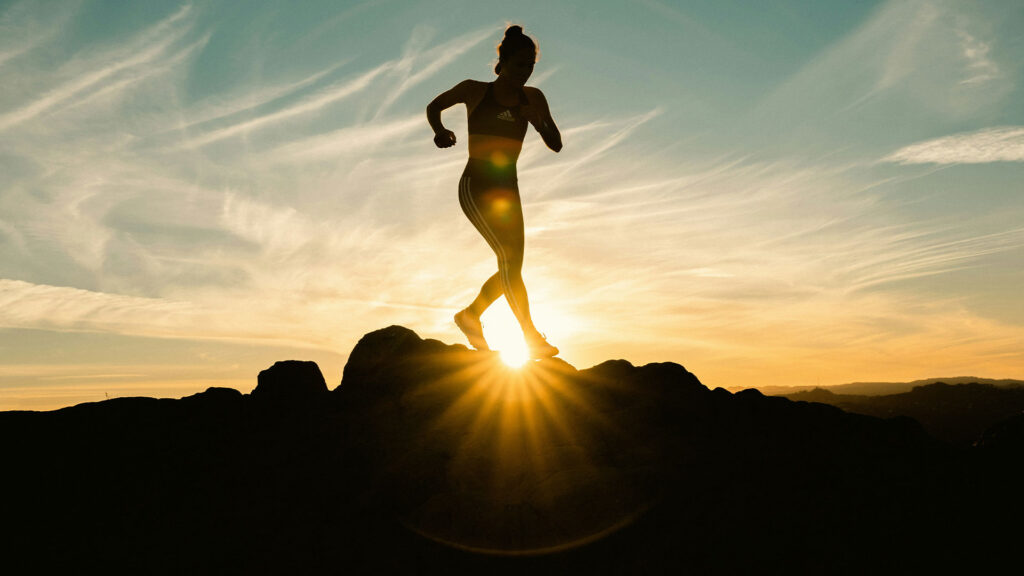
[458,160,533,328]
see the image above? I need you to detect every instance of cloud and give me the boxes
[178,63,390,148]
[750,0,1012,148]
[56,33,211,116]
[885,126,1024,164]
[518,109,662,200]
[956,28,999,85]
[178,25,490,149]
[263,115,422,163]
[171,59,349,132]
[371,26,493,119]
[824,226,1024,291]
[0,4,194,131]
[0,279,195,334]
[0,1,80,70]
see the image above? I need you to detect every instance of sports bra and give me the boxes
[468,82,529,142]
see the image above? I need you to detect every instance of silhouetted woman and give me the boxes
[427,25,562,358]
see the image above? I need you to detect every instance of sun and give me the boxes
[479,300,577,368]
[499,341,529,367]
[478,304,530,367]
[484,310,529,367]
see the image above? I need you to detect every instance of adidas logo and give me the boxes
[496,109,515,122]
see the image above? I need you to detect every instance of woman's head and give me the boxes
[495,25,536,84]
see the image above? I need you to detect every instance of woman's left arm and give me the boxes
[523,87,562,152]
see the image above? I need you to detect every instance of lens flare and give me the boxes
[489,150,509,168]
[490,197,512,220]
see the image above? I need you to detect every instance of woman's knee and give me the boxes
[497,255,523,278]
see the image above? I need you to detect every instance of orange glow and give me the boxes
[489,150,509,168]
[468,134,523,165]
[490,196,512,217]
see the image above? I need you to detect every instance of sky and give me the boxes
[1,0,1023,410]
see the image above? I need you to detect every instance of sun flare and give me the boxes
[485,311,529,367]
[480,299,579,368]
[500,343,529,367]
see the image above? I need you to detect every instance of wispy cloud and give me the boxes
[885,126,1024,164]
[0,279,195,334]
[0,4,194,131]
[752,0,1012,145]
[176,25,491,150]
[956,28,999,85]
[57,33,211,116]
[519,109,662,199]
[372,26,493,119]
[0,1,80,69]
[264,115,422,163]
[823,226,1024,291]
[179,63,390,148]
[173,60,350,131]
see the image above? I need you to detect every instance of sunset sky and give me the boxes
[2,0,1023,410]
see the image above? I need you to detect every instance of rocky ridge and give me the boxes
[2,325,1021,574]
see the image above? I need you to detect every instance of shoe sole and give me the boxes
[528,345,559,359]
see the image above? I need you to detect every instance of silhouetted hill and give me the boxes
[2,325,1021,574]
[734,376,1024,396]
[781,382,1024,446]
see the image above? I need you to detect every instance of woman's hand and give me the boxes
[433,129,457,148]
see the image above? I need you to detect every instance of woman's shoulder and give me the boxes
[455,79,489,92]
[446,79,486,102]
[459,80,489,113]
[523,86,547,101]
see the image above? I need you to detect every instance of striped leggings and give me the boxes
[458,164,533,327]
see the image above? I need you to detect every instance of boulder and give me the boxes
[252,360,328,406]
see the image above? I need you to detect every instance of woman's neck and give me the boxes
[492,76,522,105]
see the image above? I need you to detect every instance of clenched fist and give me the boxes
[433,129,457,148]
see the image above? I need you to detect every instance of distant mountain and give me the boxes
[778,382,1024,446]
[2,326,1021,574]
[731,376,1024,396]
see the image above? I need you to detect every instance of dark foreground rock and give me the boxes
[2,325,1021,574]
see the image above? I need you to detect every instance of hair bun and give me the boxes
[494,25,535,76]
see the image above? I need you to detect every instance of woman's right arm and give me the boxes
[427,80,473,148]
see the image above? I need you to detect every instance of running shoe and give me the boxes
[454,309,490,351]
[526,331,559,359]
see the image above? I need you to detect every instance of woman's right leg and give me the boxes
[465,272,503,317]
[454,273,501,349]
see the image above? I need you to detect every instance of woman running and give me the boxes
[426,25,562,359]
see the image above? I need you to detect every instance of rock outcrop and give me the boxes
[253,360,328,408]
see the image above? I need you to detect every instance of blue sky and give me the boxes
[1,0,1023,409]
